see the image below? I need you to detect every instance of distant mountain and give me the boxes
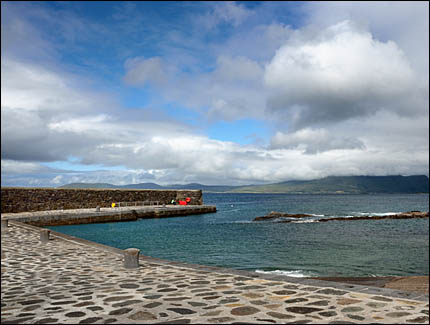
[118,183,164,189]
[59,182,242,192]
[58,175,429,194]
[58,182,121,189]
[230,175,429,194]
[167,183,243,192]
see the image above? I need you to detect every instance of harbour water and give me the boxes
[49,193,429,278]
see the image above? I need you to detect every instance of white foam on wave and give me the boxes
[255,269,310,278]
[291,219,318,223]
[369,212,401,216]
[353,212,401,217]
[310,214,325,217]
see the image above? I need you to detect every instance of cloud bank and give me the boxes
[1,2,428,187]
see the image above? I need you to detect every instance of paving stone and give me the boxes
[316,289,347,295]
[201,310,223,316]
[273,290,297,295]
[144,295,163,300]
[34,318,59,324]
[65,311,86,317]
[119,283,140,289]
[207,316,236,323]
[22,305,41,312]
[366,302,386,308]
[285,298,309,304]
[167,308,196,315]
[1,222,428,325]
[219,298,240,304]
[188,301,207,307]
[230,306,260,316]
[347,314,365,320]
[111,299,143,308]
[406,316,429,323]
[385,311,412,317]
[336,298,361,305]
[250,300,269,305]
[128,311,157,320]
[51,300,78,305]
[157,319,191,324]
[18,299,45,305]
[266,311,295,319]
[340,307,364,313]
[79,317,104,324]
[285,307,323,314]
[144,302,163,308]
[241,285,265,290]
[307,300,330,306]
[104,295,135,302]
[158,288,178,292]
[108,307,133,315]
[370,295,393,302]
[73,301,94,307]
[319,311,338,317]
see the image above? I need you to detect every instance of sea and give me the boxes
[49,193,429,278]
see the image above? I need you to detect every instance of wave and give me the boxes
[255,269,313,278]
[291,219,318,223]
[353,212,401,217]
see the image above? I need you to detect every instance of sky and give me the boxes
[1,1,429,187]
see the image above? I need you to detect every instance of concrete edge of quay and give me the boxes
[3,219,428,303]
[1,205,217,226]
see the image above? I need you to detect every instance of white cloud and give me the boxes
[264,20,421,129]
[51,175,63,184]
[214,55,263,82]
[270,128,365,154]
[1,2,428,188]
[199,1,253,30]
[304,1,429,74]
[123,56,169,86]
[122,54,266,122]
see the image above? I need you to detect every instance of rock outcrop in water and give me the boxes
[253,211,429,223]
[317,211,429,222]
[253,211,314,221]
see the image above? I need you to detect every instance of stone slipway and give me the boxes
[1,220,429,324]
[1,205,217,226]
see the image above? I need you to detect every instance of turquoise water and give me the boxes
[49,193,429,277]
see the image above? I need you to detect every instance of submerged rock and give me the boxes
[317,211,429,222]
[253,211,429,223]
[253,211,314,221]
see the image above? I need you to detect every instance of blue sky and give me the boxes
[1,1,429,186]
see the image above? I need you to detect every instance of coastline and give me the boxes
[311,276,429,294]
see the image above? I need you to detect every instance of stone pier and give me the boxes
[1,220,428,324]
[1,205,217,227]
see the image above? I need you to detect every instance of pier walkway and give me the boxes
[1,220,429,324]
[1,205,217,226]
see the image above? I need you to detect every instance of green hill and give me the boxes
[58,175,429,194]
[58,182,120,189]
[230,175,429,194]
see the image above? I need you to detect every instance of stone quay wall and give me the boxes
[1,187,203,213]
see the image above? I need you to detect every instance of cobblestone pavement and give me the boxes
[1,221,429,324]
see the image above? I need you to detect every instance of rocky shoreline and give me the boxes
[253,211,429,223]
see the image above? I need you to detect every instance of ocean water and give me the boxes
[49,193,429,277]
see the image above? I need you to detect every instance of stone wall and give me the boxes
[1,187,203,213]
